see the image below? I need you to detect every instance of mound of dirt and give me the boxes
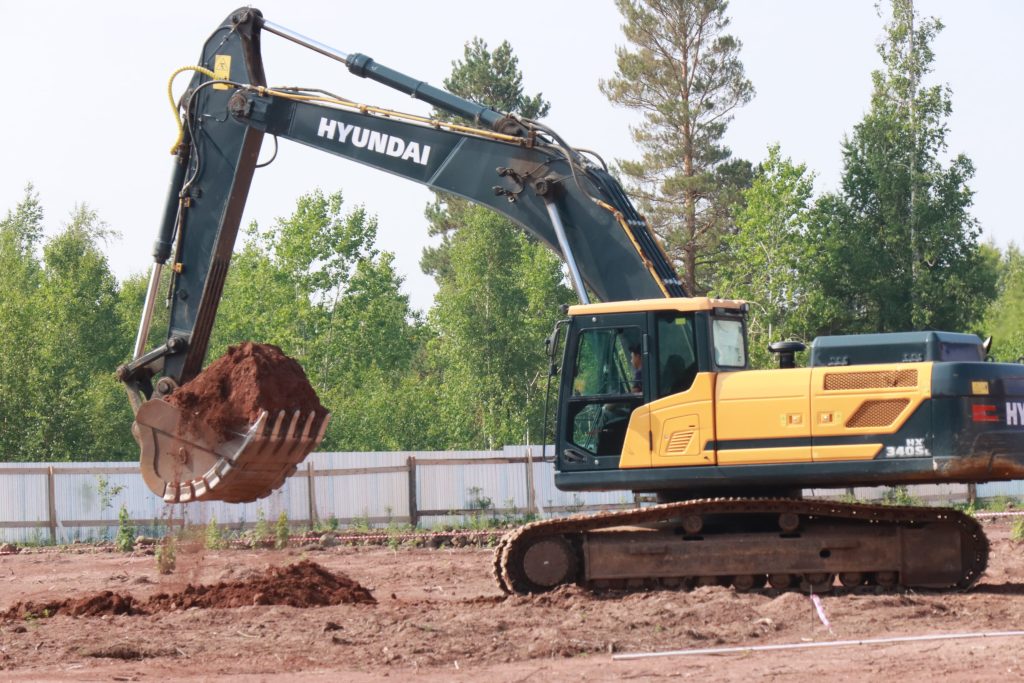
[1,562,373,621]
[167,342,326,440]
[147,560,375,610]
[3,591,142,620]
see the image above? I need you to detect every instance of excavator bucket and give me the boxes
[133,398,330,504]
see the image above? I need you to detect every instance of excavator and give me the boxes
[118,8,1024,594]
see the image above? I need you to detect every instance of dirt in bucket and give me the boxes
[166,342,327,439]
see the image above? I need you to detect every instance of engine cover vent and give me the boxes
[846,399,910,428]
[825,369,918,391]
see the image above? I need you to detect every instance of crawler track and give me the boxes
[494,499,988,595]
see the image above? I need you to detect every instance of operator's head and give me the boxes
[630,345,642,369]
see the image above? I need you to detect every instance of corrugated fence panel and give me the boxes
[6,451,1023,542]
[977,481,1024,499]
[0,464,50,543]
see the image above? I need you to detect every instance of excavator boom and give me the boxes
[118,8,684,503]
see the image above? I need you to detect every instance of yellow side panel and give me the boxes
[811,443,884,462]
[621,373,716,468]
[715,368,812,463]
[810,363,932,462]
[619,406,651,468]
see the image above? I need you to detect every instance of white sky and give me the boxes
[1,1,1020,312]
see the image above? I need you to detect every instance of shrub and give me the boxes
[205,517,224,550]
[155,536,176,574]
[275,511,290,549]
[114,505,135,552]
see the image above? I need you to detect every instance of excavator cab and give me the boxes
[555,299,741,475]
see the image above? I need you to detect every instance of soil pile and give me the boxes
[3,591,142,620]
[1,561,373,621]
[167,342,326,439]
[147,560,376,609]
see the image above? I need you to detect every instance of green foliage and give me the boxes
[715,145,817,367]
[600,0,754,295]
[426,208,571,447]
[96,475,125,513]
[0,188,139,462]
[114,504,135,552]
[210,190,425,451]
[804,1,996,335]
[435,37,550,123]
[253,507,270,544]
[0,185,43,460]
[275,511,290,549]
[155,536,176,574]
[204,517,224,550]
[422,36,551,282]
[980,495,1016,513]
[1011,519,1024,543]
[881,485,921,507]
[981,244,1024,362]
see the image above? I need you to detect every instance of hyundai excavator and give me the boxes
[118,8,1024,594]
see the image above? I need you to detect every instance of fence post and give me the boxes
[967,483,977,507]
[407,456,418,528]
[525,447,536,515]
[46,466,57,544]
[306,461,318,527]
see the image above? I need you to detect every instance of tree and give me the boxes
[600,0,754,295]
[210,190,425,451]
[428,209,571,448]
[715,145,816,367]
[0,186,44,459]
[421,37,551,282]
[806,0,996,334]
[25,206,133,460]
[982,244,1024,362]
[414,37,570,448]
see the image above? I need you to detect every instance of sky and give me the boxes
[1,1,1020,313]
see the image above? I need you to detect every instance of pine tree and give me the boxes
[600,0,754,295]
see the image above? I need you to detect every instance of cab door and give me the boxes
[644,312,715,468]
[557,312,649,471]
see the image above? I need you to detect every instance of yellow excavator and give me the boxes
[118,8,1024,593]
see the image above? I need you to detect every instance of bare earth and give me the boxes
[1,519,1023,682]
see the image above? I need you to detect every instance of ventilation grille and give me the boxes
[846,399,910,428]
[824,369,918,391]
[666,430,694,454]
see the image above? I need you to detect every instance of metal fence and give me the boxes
[0,446,635,544]
[1,448,1021,544]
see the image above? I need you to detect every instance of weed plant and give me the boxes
[114,505,135,552]
[204,517,224,550]
[275,511,290,549]
[155,536,176,574]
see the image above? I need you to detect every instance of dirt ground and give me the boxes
[1,519,1023,682]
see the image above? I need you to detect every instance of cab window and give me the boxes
[712,317,746,368]
[656,314,698,396]
[571,328,638,397]
[567,327,642,455]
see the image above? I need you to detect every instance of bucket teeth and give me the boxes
[135,399,330,504]
[270,410,286,439]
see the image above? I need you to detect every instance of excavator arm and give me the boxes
[117,7,684,503]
